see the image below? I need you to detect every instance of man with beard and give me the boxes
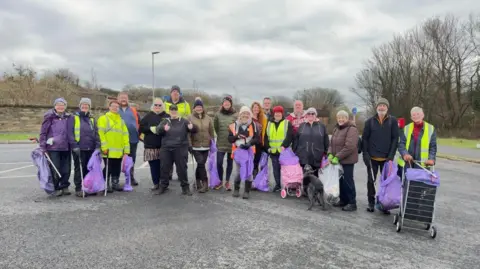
[362,98,399,214]
[286,100,306,134]
[117,92,141,186]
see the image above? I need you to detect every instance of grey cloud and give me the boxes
[1,0,479,108]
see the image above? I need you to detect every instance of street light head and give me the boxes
[152,51,160,55]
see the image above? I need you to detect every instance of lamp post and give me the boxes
[151,51,160,100]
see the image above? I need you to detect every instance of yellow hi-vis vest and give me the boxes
[74,115,94,142]
[165,101,191,118]
[267,119,288,154]
[97,112,130,158]
[398,122,434,167]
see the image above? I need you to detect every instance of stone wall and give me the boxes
[0,104,221,133]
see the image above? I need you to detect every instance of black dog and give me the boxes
[304,165,326,211]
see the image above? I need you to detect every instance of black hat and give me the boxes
[223,95,233,104]
[169,104,178,111]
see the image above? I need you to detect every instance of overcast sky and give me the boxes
[0,0,477,107]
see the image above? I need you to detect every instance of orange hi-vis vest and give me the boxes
[229,122,256,158]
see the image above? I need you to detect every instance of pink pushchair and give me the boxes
[279,148,303,198]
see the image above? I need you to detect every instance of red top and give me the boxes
[412,121,424,156]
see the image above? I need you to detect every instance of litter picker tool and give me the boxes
[79,154,85,198]
[44,152,61,178]
[104,153,109,196]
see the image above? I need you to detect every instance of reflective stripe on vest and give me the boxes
[398,122,434,167]
[267,120,287,154]
[74,115,94,142]
[229,122,256,158]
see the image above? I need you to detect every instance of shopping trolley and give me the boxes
[393,161,440,239]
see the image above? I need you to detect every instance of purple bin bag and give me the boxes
[122,155,134,192]
[83,149,106,194]
[405,167,440,186]
[31,148,55,195]
[253,152,269,192]
[233,148,254,181]
[208,139,221,188]
[376,161,402,211]
[279,148,299,166]
[320,156,329,168]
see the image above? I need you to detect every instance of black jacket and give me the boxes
[362,114,399,160]
[293,121,329,167]
[156,117,197,149]
[139,111,170,149]
[263,118,294,155]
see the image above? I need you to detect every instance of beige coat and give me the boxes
[188,111,214,149]
[328,121,359,164]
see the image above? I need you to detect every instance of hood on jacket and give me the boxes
[220,106,236,115]
[164,95,186,104]
[44,108,70,120]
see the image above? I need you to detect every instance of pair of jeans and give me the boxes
[72,150,94,191]
[366,159,386,205]
[340,164,356,205]
[216,151,233,183]
[192,150,209,181]
[148,159,161,185]
[48,151,71,190]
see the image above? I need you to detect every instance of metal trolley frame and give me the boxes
[393,161,438,239]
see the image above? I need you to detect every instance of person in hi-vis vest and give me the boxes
[397,106,437,173]
[264,106,293,192]
[68,98,101,197]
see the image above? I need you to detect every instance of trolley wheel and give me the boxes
[295,188,302,198]
[396,221,402,233]
[280,189,287,199]
[430,226,437,239]
[393,214,398,225]
[425,224,431,230]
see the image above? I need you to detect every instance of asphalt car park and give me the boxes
[0,143,479,269]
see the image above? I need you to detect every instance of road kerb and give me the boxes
[437,153,480,164]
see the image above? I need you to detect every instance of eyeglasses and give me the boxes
[307,113,315,115]
[153,104,162,107]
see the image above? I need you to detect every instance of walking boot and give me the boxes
[196,179,202,192]
[54,190,63,197]
[112,177,123,192]
[151,184,159,191]
[107,177,113,193]
[199,180,208,193]
[130,167,139,186]
[182,185,193,196]
[342,204,357,212]
[62,188,71,196]
[243,181,252,199]
[232,180,240,197]
[251,169,258,191]
[154,185,168,195]
[367,196,375,212]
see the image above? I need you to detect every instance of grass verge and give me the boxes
[437,138,480,149]
[437,153,480,164]
[0,133,37,141]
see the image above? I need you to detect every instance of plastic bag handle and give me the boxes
[387,161,393,177]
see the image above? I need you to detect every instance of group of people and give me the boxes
[39,86,437,213]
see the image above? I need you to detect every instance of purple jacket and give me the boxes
[39,109,72,151]
[67,111,101,151]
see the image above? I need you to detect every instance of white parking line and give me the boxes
[0,162,32,165]
[0,165,34,174]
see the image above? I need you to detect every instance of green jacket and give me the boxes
[214,108,237,152]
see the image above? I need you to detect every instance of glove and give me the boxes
[188,147,193,154]
[150,126,157,134]
[72,147,80,156]
[327,153,334,162]
[240,143,251,150]
[331,157,339,165]
[363,153,371,166]
[46,138,54,145]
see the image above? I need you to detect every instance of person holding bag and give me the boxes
[328,110,359,212]
[139,98,170,191]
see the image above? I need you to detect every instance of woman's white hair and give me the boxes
[151,98,164,111]
[410,106,424,114]
[336,110,349,118]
